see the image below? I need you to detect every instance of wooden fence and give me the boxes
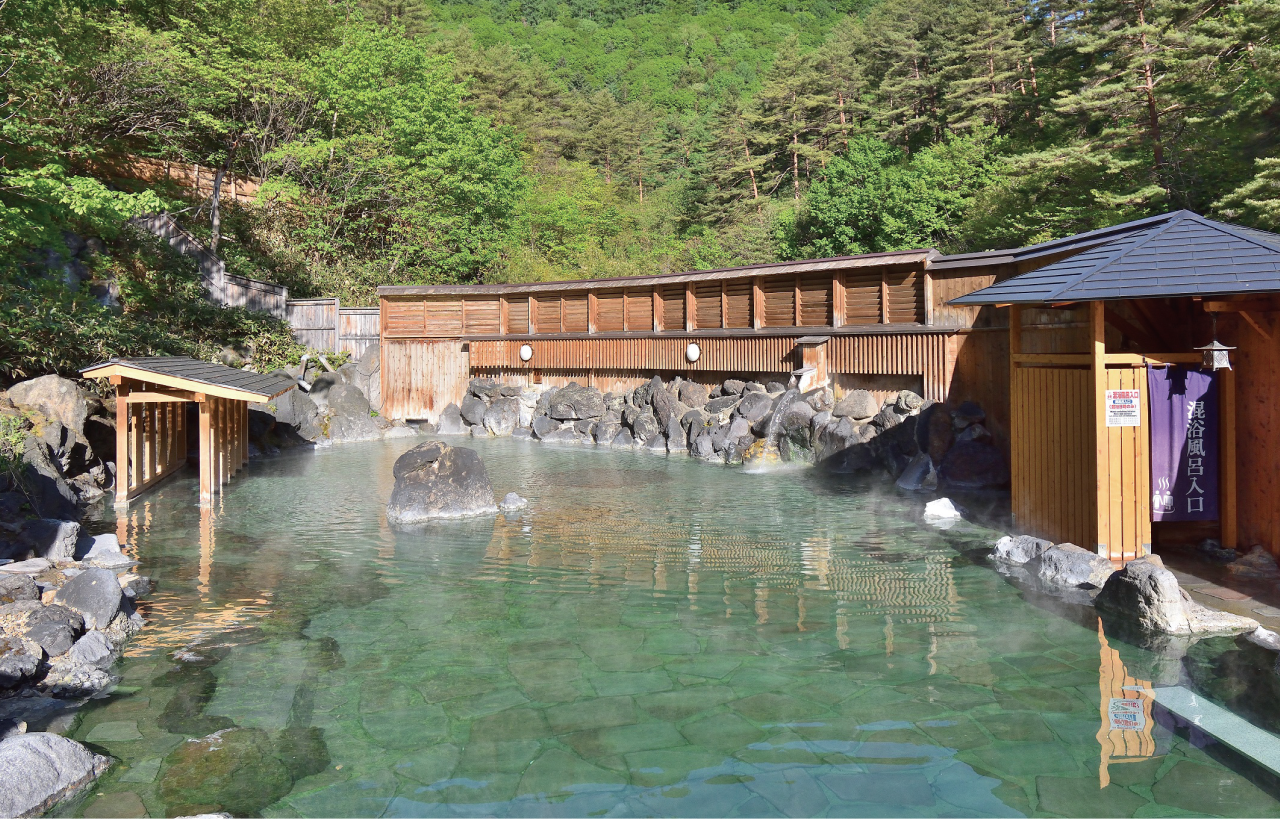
[286,298,379,359]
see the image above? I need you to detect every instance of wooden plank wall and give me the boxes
[827,334,949,402]
[947,328,1010,447]
[468,337,798,374]
[1224,310,1280,556]
[288,298,339,351]
[123,400,188,501]
[381,339,469,421]
[381,267,931,341]
[1010,365,1095,548]
[1101,366,1151,561]
[338,308,380,359]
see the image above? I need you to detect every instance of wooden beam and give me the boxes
[880,272,889,325]
[1239,310,1272,341]
[199,398,212,505]
[752,278,763,330]
[499,296,509,336]
[587,292,598,334]
[80,364,282,403]
[1204,296,1280,313]
[721,280,729,329]
[1221,367,1238,550]
[651,288,661,332]
[1091,301,1110,558]
[833,272,846,327]
[124,389,199,403]
[1102,353,1202,365]
[794,275,802,326]
[685,282,695,332]
[923,270,934,327]
[1104,306,1164,352]
[115,384,130,505]
[1013,353,1091,366]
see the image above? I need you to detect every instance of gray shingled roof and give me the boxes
[81,356,293,399]
[949,211,1280,305]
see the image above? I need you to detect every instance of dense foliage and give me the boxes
[2,0,1278,314]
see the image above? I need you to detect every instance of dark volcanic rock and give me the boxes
[1025,543,1114,589]
[832,390,878,421]
[549,383,605,420]
[1096,558,1257,635]
[21,518,80,561]
[0,635,41,688]
[436,403,468,435]
[460,394,489,427]
[991,534,1053,565]
[631,411,660,442]
[52,568,121,630]
[0,732,111,818]
[531,415,560,439]
[678,382,710,408]
[386,442,497,522]
[483,397,521,437]
[468,377,500,399]
[0,575,38,605]
[705,395,741,415]
[938,440,1009,489]
[721,379,746,396]
[324,384,382,443]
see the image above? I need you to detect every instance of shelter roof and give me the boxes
[81,357,294,402]
[379,249,937,297]
[948,211,1280,306]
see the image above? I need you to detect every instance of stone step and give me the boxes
[1152,685,1280,776]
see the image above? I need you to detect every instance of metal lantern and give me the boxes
[685,342,701,363]
[1195,312,1235,371]
[519,343,533,362]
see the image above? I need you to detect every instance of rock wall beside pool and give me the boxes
[437,376,1009,491]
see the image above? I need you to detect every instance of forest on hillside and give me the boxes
[3,0,1279,310]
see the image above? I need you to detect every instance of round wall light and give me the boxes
[519,343,534,362]
[685,342,701,363]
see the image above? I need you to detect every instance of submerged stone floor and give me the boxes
[42,439,1280,818]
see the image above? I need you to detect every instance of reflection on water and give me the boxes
[53,438,1280,818]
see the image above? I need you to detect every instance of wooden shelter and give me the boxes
[81,357,293,506]
[951,211,1280,563]
[378,250,1018,440]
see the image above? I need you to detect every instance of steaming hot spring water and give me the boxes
[50,437,1280,818]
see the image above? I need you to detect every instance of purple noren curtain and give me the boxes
[1147,366,1218,522]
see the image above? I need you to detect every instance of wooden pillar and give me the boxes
[130,403,144,491]
[115,382,130,504]
[499,296,510,335]
[721,280,729,329]
[1221,367,1238,549]
[685,282,695,332]
[753,278,763,330]
[147,403,159,482]
[794,275,802,326]
[198,398,212,505]
[880,272,890,324]
[1090,301,1110,558]
[833,273,846,328]
[923,270,935,326]
[588,292,598,334]
[651,288,661,332]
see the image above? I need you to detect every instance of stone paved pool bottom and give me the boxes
[53,437,1280,818]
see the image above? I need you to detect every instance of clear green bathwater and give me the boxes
[56,437,1280,817]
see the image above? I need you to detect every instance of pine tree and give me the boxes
[856,0,941,148]
[816,17,872,153]
[754,38,829,200]
[933,0,1028,133]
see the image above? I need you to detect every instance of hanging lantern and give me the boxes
[1195,312,1235,371]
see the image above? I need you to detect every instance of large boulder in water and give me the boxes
[0,732,111,818]
[322,383,382,443]
[938,439,1009,489]
[1095,557,1259,635]
[549,383,604,421]
[1025,543,1114,589]
[483,397,520,437]
[386,441,497,523]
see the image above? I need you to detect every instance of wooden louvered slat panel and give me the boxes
[506,298,529,334]
[534,296,562,333]
[423,299,463,336]
[384,299,424,337]
[596,291,626,332]
[844,271,882,325]
[661,284,685,330]
[762,280,795,327]
[724,280,752,328]
[887,271,924,324]
[562,294,589,333]
[694,282,722,329]
[799,274,833,326]
[626,290,653,331]
[463,299,500,335]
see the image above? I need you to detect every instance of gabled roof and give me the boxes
[948,211,1280,305]
[81,357,294,402]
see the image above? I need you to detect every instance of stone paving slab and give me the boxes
[1152,686,1280,776]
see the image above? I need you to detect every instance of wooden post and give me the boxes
[500,296,509,335]
[131,403,144,492]
[588,292,598,334]
[753,278,763,330]
[794,275,802,326]
[651,288,660,332]
[198,398,212,505]
[1091,301,1110,558]
[1221,367,1238,550]
[685,282,695,332]
[833,273,846,328]
[115,382,130,504]
[529,296,538,334]
[923,270,934,326]
[880,272,890,324]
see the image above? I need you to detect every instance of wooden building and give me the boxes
[951,211,1280,562]
[81,357,293,506]
[379,251,1023,437]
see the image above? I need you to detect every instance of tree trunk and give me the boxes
[792,133,800,201]
[743,139,759,200]
[1138,15,1166,176]
[211,166,225,255]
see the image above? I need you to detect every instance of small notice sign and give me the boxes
[1108,697,1146,731]
[1106,390,1141,427]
